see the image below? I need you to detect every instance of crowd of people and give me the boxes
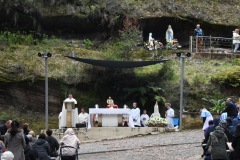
[0,120,80,160]
[201,97,240,160]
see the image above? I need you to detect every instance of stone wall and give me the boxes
[182,112,220,129]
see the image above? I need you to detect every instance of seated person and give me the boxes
[78,108,89,128]
[122,114,129,127]
[106,97,118,109]
[140,109,149,127]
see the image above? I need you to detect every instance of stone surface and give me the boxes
[73,129,203,160]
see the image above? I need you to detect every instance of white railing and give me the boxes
[189,36,233,53]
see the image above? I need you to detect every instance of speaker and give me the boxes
[47,52,52,57]
[38,52,42,57]
[186,52,191,57]
[176,52,181,57]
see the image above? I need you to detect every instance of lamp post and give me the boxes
[38,51,52,130]
[176,52,191,130]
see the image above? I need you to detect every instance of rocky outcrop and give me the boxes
[0,0,239,35]
[0,80,62,113]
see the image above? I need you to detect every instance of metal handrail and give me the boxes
[190,36,234,53]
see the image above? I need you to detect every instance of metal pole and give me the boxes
[45,56,48,130]
[179,54,185,130]
[195,36,198,53]
[189,36,193,53]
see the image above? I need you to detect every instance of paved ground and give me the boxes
[72,129,204,160]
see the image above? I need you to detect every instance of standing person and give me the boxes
[229,124,240,160]
[207,126,229,160]
[194,24,204,52]
[27,130,37,146]
[46,129,59,158]
[60,128,80,158]
[221,98,238,119]
[32,133,51,160]
[140,109,149,127]
[59,93,79,128]
[233,28,240,54]
[78,108,89,127]
[200,108,213,131]
[166,25,174,44]
[24,136,36,160]
[22,123,30,136]
[129,102,141,127]
[165,103,174,128]
[4,120,25,160]
[0,120,12,135]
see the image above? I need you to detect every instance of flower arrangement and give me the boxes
[145,117,168,127]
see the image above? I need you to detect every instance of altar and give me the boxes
[88,108,132,128]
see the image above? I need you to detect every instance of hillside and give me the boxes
[1,0,240,130]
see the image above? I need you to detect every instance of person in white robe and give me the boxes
[78,108,89,127]
[166,25,174,44]
[200,108,213,131]
[59,93,79,128]
[129,102,140,127]
[165,103,174,128]
[140,110,150,127]
[150,101,161,118]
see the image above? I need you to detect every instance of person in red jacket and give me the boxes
[106,97,118,109]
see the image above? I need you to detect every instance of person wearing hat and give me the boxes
[1,151,14,160]
[106,97,118,109]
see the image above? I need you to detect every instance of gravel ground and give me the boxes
[74,129,204,160]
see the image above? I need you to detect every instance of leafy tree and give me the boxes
[202,98,226,113]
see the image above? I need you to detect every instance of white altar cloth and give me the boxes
[88,108,134,128]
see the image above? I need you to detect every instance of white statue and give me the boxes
[150,101,161,118]
[148,33,155,50]
[59,93,79,128]
[165,25,174,43]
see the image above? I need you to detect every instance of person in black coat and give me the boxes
[221,98,238,119]
[32,133,51,160]
[46,129,59,157]
[24,136,36,160]
[229,124,240,160]
[0,120,12,135]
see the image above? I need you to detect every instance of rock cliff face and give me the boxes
[0,0,239,35]
[0,80,62,113]
[0,0,239,114]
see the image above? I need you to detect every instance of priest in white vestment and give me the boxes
[140,109,149,127]
[200,108,213,131]
[78,108,89,123]
[165,103,175,128]
[129,102,141,127]
[59,93,79,128]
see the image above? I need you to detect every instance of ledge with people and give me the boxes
[58,94,178,130]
